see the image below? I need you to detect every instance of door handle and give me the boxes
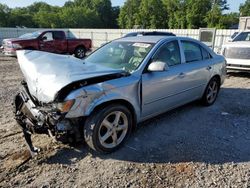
[206,66,212,70]
[178,72,185,78]
[40,44,44,47]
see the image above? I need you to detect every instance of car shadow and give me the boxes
[227,71,250,78]
[44,87,250,165]
[44,144,89,165]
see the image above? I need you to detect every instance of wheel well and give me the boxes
[91,99,137,130]
[212,75,221,86]
[74,45,86,52]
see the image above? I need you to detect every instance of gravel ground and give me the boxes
[0,54,249,187]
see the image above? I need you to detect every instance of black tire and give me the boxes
[74,46,86,59]
[84,104,133,153]
[201,77,220,106]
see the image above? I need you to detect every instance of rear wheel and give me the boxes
[74,46,86,59]
[201,77,220,106]
[84,104,132,153]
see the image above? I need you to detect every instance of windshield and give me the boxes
[19,31,41,39]
[233,32,250,41]
[84,41,154,73]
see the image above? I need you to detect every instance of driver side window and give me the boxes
[153,40,181,66]
[42,32,53,41]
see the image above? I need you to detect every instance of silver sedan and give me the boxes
[15,36,226,154]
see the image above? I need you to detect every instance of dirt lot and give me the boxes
[0,54,249,187]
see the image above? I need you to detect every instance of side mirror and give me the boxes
[228,38,233,42]
[148,61,169,72]
[41,36,47,41]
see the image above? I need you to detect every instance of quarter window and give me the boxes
[201,47,211,60]
[181,41,202,63]
[153,40,181,66]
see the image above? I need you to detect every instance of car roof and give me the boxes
[35,30,65,33]
[124,31,176,37]
[116,35,202,44]
[116,35,177,43]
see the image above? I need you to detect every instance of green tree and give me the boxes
[33,11,61,28]
[205,5,223,28]
[136,0,167,28]
[240,0,250,16]
[111,6,120,28]
[163,0,186,29]
[118,0,141,28]
[204,0,231,28]
[214,0,229,11]
[219,12,239,29]
[59,6,101,28]
[26,2,53,13]
[186,0,212,28]
[8,8,36,27]
[69,0,117,28]
[0,4,10,27]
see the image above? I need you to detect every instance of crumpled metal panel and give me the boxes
[16,50,123,103]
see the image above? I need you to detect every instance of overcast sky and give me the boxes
[0,0,246,12]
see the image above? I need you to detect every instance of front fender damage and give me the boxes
[13,89,82,157]
[13,72,130,157]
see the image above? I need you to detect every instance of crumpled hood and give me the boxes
[17,50,125,103]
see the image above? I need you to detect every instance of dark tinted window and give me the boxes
[53,31,65,40]
[181,41,202,63]
[154,40,181,66]
[233,32,250,41]
[201,46,211,60]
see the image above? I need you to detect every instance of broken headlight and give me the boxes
[56,99,75,113]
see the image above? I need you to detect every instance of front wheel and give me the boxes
[84,104,133,153]
[201,77,220,106]
[74,46,86,59]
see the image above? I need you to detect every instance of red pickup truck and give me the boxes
[1,30,92,58]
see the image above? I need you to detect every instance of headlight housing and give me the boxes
[56,99,75,113]
[12,43,22,49]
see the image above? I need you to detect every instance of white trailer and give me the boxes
[239,17,250,30]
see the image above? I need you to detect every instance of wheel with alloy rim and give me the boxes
[202,77,220,106]
[74,46,86,59]
[84,104,132,153]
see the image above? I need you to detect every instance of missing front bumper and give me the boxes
[14,91,49,157]
[13,89,82,157]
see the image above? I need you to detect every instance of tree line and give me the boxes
[0,0,249,29]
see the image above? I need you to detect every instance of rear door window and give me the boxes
[181,41,202,63]
[53,31,65,40]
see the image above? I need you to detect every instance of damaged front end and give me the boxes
[13,81,82,157]
[13,50,132,156]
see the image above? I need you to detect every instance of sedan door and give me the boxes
[177,40,213,101]
[141,40,190,118]
[52,31,68,54]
